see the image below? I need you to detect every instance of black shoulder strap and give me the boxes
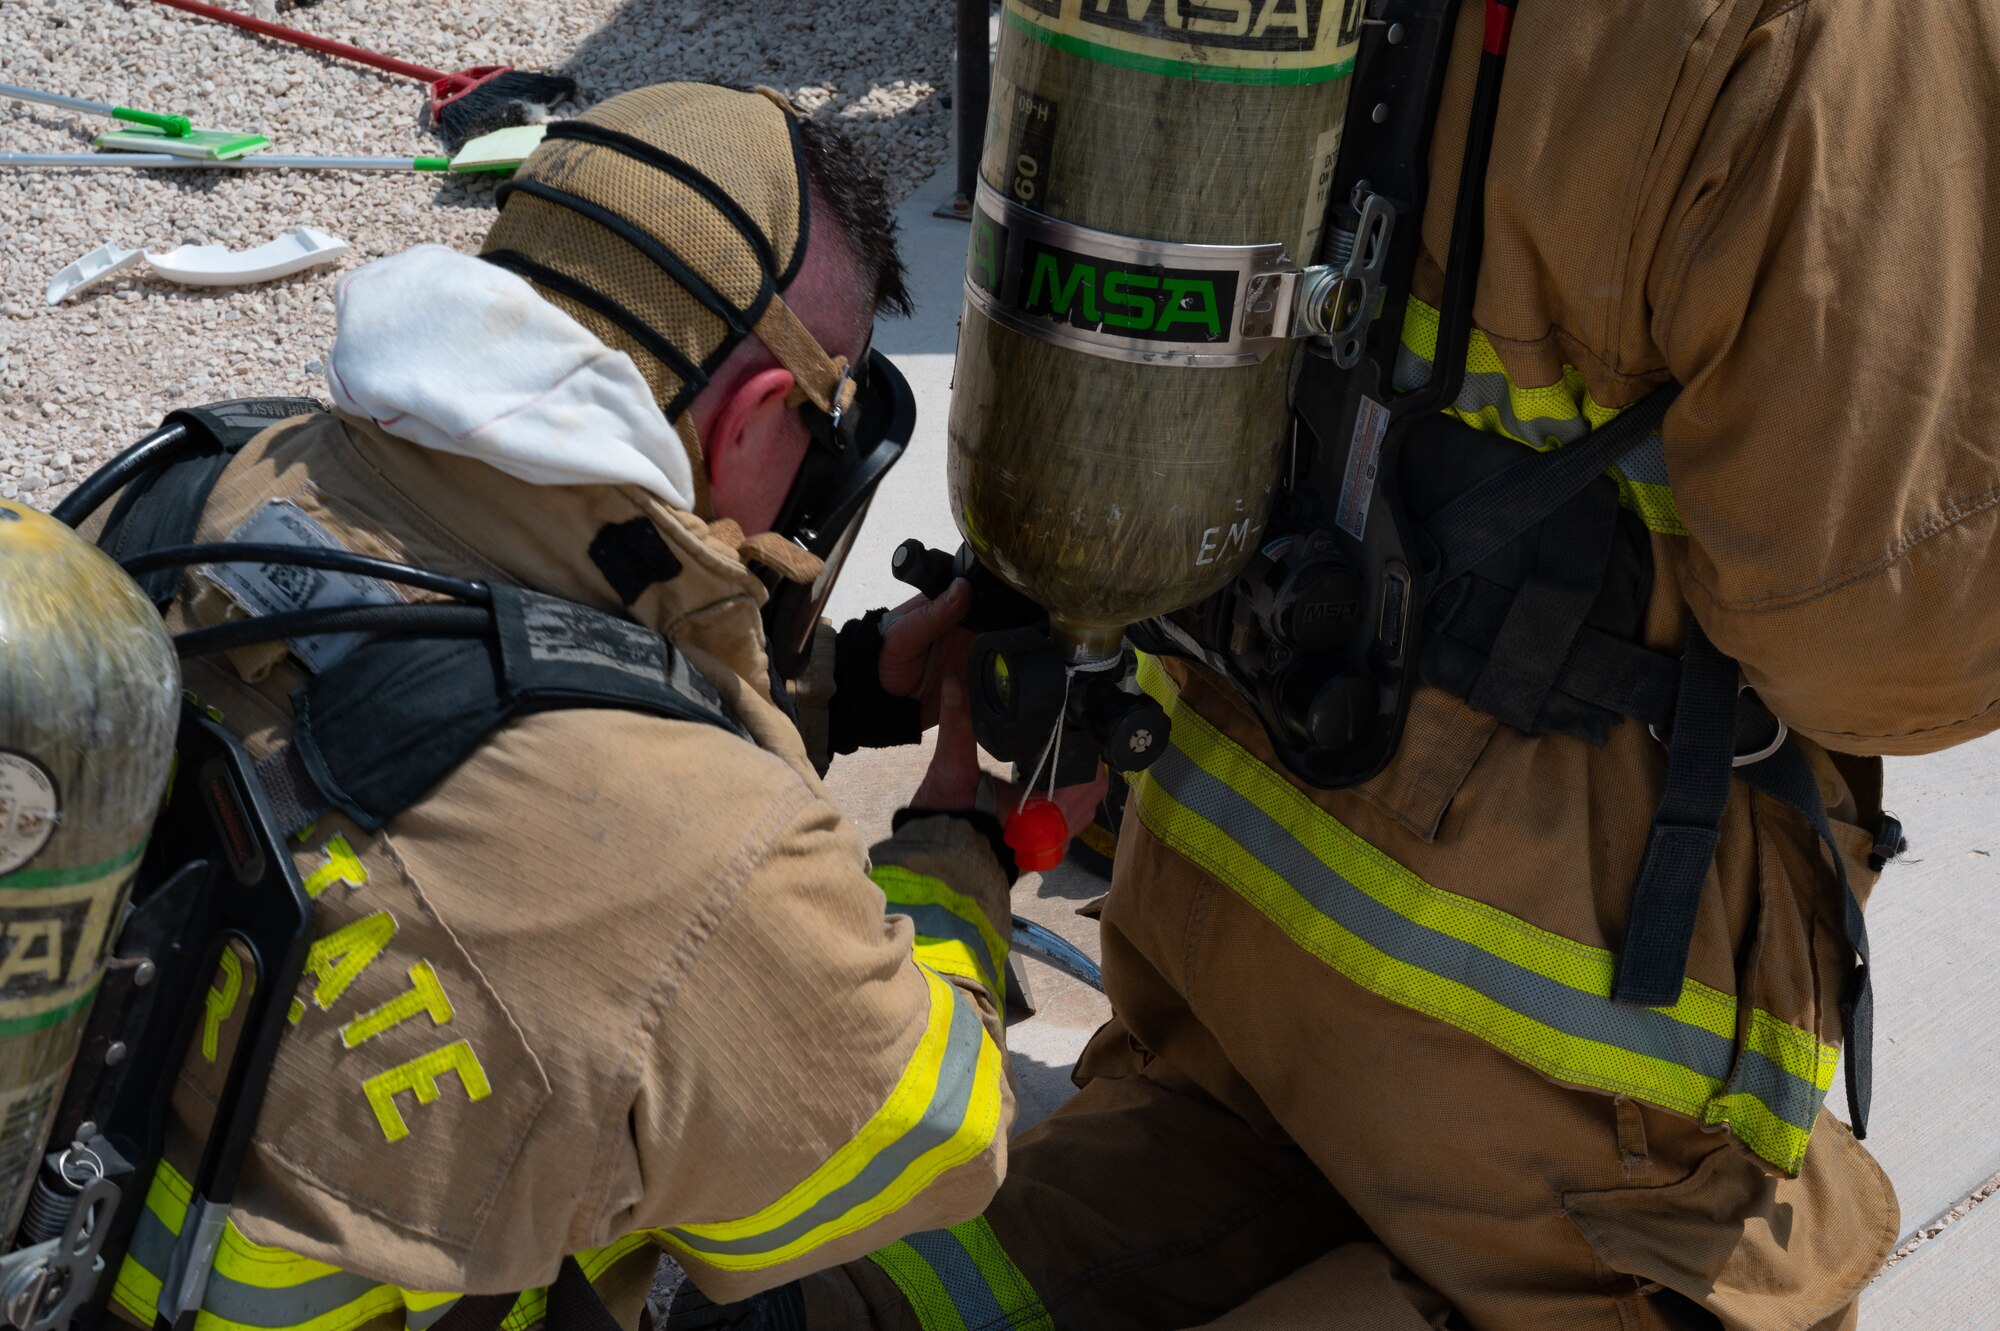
[257,584,749,834]
[1422,381,1680,586]
[93,397,324,605]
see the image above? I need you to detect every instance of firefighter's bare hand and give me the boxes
[880,579,974,729]
[912,675,1109,847]
[1009,766,1111,840]
[911,674,984,810]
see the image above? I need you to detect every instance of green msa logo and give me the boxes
[971,200,1236,345]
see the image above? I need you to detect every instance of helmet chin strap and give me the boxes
[757,295,859,420]
[669,292,852,586]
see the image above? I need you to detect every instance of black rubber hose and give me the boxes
[50,424,190,529]
[122,544,491,605]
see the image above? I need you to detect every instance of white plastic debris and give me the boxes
[143,226,350,287]
[47,226,352,305]
[45,242,145,305]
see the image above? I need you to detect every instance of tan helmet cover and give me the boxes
[480,83,857,516]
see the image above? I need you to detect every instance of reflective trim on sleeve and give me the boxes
[911,935,1006,1006]
[660,967,1005,1272]
[873,866,1009,1000]
[1130,656,1836,1175]
[867,1217,1053,1331]
[1395,297,1686,537]
[111,1158,462,1331]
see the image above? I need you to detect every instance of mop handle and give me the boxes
[0,153,451,171]
[0,81,191,136]
[147,0,449,83]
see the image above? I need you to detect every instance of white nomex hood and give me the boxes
[323,244,696,511]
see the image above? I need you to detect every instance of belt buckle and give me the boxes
[1648,677,1789,767]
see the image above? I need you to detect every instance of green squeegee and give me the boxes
[0,81,269,159]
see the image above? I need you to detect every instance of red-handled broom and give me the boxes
[148,0,575,150]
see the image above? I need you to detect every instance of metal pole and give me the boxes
[934,0,990,221]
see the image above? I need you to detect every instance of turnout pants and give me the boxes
[800,667,1899,1331]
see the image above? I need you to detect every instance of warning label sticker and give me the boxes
[1335,395,1391,542]
[1004,0,1363,78]
[204,499,406,673]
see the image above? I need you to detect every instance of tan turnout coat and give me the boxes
[109,409,1015,1328]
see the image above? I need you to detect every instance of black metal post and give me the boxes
[934,0,990,221]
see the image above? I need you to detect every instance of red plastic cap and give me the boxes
[1005,797,1070,873]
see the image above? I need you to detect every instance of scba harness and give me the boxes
[25,398,746,1331]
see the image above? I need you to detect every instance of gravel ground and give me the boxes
[0,0,961,507]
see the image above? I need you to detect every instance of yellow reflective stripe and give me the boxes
[661,967,1004,1272]
[1750,1007,1841,1094]
[866,1218,1050,1331]
[1135,657,1737,1047]
[113,1153,191,1320]
[866,1242,970,1331]
[952,1218,1052,1331]
[115,1159,462,1331]
[872,867,1009,998]
[1397,298,1687,537]
[911,936,997,997]
[1132,656,1835,1174]
[113,1244,164,1324]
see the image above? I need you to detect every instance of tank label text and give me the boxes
[1003,0,1363,80]
[0,860,133,1032]
[968,184,1293,367]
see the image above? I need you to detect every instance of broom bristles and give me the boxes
[433,70,576,152]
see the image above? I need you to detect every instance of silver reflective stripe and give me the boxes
[902,1228,1007,1328]
[1392,341,1673,487]
[1141,741,1825,1133]
[409,1298,461,1331]
[126,1204,441,1329]
[665,984,989,1257]
[128,1208,381,1328]
[895,902,998,984]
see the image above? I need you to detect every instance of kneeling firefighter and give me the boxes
[771,0,2000,1327]
[0,82,1107,1330]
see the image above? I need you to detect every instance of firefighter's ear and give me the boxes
[704,366,807,532]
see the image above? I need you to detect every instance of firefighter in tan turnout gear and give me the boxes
[764,0,2000,1328]
[71,82,1096,1331]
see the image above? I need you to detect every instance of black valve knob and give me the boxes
[892,539,960,600]
[1095,695,1170,774]
[889,539,1049,633]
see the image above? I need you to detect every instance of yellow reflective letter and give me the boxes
[362,1040,491,1143]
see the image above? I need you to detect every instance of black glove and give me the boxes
[828,608,924,755]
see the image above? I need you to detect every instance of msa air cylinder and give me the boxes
[0,503,177,1239]
[952,0,1364,661]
